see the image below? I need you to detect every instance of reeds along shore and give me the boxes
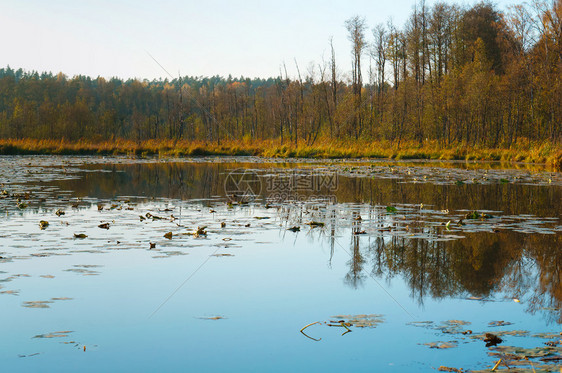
[0,138,561,169]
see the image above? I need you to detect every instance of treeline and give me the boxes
[0,0,561,147]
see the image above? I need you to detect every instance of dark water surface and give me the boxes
[1,156,561,372]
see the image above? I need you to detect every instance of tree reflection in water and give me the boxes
[52,160,562,322]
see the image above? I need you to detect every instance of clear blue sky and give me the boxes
[1,0,520,80]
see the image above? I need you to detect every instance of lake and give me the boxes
[1,155,561,372]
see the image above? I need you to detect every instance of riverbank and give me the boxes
[1,138,561,170]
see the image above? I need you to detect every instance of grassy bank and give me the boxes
[0,138,561,170]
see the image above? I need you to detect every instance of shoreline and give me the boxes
[1,138,561,170]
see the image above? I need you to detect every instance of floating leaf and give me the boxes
[423,341,458,349]
[489,320,513,327]
[483,333,503,347]
[195,226,207,237]
[33,331,73,338]
[198,316,225,320]
[22,300,53,308]
[330,314,384,328]
[307,221,325,227]
[490,345,555,358]
[438,366,463,372]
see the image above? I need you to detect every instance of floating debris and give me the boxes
[195,226,207,237]
[33,331,72,338]
[22,301,53,309]
[424,341,458,349]
[465,211,493,219]
[480,333,503,347]
[489,320,513,327]
[198,316,225,320]
[438,366,463,372]
[330,314,384,328]
[436,320,472,334]
[307,221,324,228]
[39,220,49,230]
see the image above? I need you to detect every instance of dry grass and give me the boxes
[0,138,560,170]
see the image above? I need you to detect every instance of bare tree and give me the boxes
[346,15,368,139]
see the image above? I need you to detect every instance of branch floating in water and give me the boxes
[300,321,322,341]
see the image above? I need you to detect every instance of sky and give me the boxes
[1,0,521,81]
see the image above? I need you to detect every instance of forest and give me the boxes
[0,1,561,159]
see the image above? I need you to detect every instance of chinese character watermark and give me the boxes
[224,169,262,203]
[225,168,338,204]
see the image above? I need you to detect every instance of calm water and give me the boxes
[1,156,562,372]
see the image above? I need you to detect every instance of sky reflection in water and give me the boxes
[0,156,561,372]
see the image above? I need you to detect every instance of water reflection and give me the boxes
[30,160,562,322]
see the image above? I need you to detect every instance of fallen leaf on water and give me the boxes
[438,366,463,372]
[197,316,225,320]
[330,314,384,328]
[195,226,207,237]
[484,333,503,347]
[164,232,173,239]
[307,221,325,228]
[33,331,73,338]
[23,301,53,309]
[489,320,513,327]
[423,341,458,349]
